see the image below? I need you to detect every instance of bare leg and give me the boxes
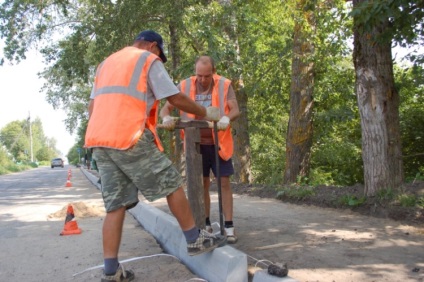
[103,207,126,258]
[203,176,211,218]
[221,176,233,222]
[167,187,196,231]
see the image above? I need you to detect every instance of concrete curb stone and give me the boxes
[80,167,298,282]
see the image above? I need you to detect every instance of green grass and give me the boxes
[373,188,424,209]
[397,194,417,207]
[276,186,315,200]
[338,195,366,207]
[0,163,36,175]
[417,197,424,208]
[405,172,424,183]
[376,188,396,202]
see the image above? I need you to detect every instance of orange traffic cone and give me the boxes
[60,204,82,236]
[68,169,72,177]
[65,177,72,187]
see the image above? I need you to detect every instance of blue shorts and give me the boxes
[200,144,234,177]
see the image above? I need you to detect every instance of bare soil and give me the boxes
[197,181,423,282]
[137,178,424,282]
[226,181,424,227]
[80,169,424,281]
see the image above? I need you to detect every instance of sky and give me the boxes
[0,50,77,157]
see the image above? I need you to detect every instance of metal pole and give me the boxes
[213,121,225,236]
[28,112,34,162]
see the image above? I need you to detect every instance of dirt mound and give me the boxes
[48,201,105,220]
[224,180,424,227]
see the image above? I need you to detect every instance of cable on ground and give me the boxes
[246,254,289,277]
[72,254,179,277]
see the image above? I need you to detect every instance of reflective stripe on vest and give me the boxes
[180,75,233,160]
[85,47,163,150]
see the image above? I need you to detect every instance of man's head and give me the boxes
[134,30,167,63]
[195,56,216,89]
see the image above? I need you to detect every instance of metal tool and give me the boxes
[158,119,226,236]
[212,121,225,236]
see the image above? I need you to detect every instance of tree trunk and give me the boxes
[167,21,185,174]
[232,82,252,183]
[284,0,315,184]
[353,0,403,196]
[168,22,181,74]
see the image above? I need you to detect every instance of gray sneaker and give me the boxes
[187,229,227,256]
[101,264,134,282]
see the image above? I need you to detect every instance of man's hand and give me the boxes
[217,116,230,130]
[205,107,220,121]
[161,115,176,130]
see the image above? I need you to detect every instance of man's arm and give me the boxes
[166,92,206,117]
[215,98,240,130]
[215,83,241,130]
[226,99,240,121]
[159,101,176,119]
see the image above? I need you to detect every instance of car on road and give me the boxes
[51,158,64,168]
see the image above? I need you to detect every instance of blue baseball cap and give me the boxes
[135,30,167,63]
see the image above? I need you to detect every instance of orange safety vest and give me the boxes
[180,74,233,161]
[85,47,163,151]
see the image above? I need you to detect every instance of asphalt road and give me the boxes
[0,166,198,281]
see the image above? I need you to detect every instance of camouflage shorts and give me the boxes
[93,129,183,212]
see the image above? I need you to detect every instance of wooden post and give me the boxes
[159,120,212,229]
[184,127,205,229]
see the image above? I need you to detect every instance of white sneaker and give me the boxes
[225,227,238,244]
[205,224,213,233]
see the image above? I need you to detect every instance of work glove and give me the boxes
[161,115,176,130]
[204,106,220,121]
[217,116,230,130]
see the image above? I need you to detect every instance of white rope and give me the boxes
[72,235,279,280]
[246,254,274,268]
[72,253,179,277]
[254,259,274,268]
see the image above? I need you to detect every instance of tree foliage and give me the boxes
[1,0,423,188]
[397,65,424,180]
[350,0,424,64]
[0,117,59,162]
